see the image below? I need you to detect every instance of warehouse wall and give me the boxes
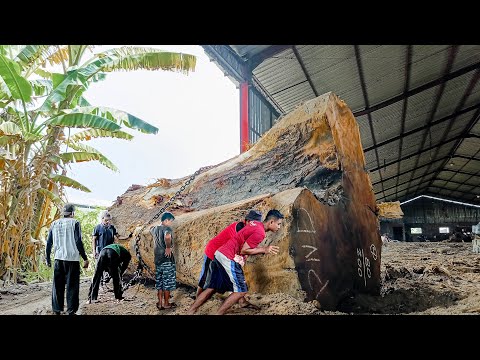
[401,197,480,241]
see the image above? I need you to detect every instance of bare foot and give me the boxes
[186,307,196,315]
[163,302,177,309]
[239,301,260,310]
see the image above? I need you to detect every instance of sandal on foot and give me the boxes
[156,302,164,311]
[163,302,177,309]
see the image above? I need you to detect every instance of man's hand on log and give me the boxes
[264,245,279,255]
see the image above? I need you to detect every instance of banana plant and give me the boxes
[0,45,196,282]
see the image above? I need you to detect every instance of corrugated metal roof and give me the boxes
[452,45,480,72]
[458,138,480,154]
[230,45,271,58]
[403,87,438,133]
[410,46,450,87]
[361,45,406,106]
[371,102,403,143]
[204,45,480,203]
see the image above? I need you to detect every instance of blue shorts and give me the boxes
[204,251,247,293]
[155,262,176,291]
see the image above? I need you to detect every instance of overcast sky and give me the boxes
[64,45,239,207]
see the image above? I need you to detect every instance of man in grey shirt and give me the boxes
[46,203,89,315]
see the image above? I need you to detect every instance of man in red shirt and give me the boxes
[187,209,284,315]
[196,209,263,308]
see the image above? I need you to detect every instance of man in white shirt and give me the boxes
[46,203,89,315]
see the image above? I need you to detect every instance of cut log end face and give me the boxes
[289,189,381,310]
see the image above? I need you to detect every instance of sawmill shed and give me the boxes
[202,45,480,239]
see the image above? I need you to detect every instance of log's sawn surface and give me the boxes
[111,92,381,310]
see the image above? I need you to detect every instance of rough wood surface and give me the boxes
[377,201,404,219]
[110,92,382,309]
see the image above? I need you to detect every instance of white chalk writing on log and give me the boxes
[302,245,320,261]
[370,244,377,261]
[308,269,330,299]
[357,248,371,287]
[296,208,316,233]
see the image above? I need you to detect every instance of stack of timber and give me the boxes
[110,92,382,310]
[377,201,404,219]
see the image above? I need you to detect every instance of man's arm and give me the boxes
[92,234,98,257]
[120,252,132,275]
[164,231,173,258]
[92,225,100,257]
[112,226,118,243]
[74,221,89,268]
[240,239,279,256]
[46,227,53,267]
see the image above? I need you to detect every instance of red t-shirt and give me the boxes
[204,222,240,260]
[218,220,265,260]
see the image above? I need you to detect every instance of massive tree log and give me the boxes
[110,92,381,310]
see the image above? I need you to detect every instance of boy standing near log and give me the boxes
[187,209,284,315]
[150,211,176,310]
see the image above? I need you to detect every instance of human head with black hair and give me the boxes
[264,209,284,233]
[161,211,175,223]
[265,209,284,221]
[101,210,112,226]
[62,203,75,217]
[245,209,262,222]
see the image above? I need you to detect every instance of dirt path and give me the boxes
[0,278,91,315]
[1,242,480,315]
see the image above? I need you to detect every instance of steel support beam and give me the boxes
[247,45,292,70]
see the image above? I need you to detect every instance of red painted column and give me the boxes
[240,81,249,153]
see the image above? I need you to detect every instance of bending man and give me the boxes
[87,243,132,303]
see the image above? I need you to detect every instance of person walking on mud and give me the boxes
[187,209,284,315]
[151,212,177,310]
[46,203,89,315]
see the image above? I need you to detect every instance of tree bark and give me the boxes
[110,92,381,310]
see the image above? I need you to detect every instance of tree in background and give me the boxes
[0,46,196,282]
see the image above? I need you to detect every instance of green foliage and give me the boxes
[1,45,195,283]
[21,260,54,283]
[75,207,102,257]
[74,207,104,277]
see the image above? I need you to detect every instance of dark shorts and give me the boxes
[204,251,247,293]
[198,254,212,289]
[155,262,176,291]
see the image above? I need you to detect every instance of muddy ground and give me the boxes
[1,241,479,315]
